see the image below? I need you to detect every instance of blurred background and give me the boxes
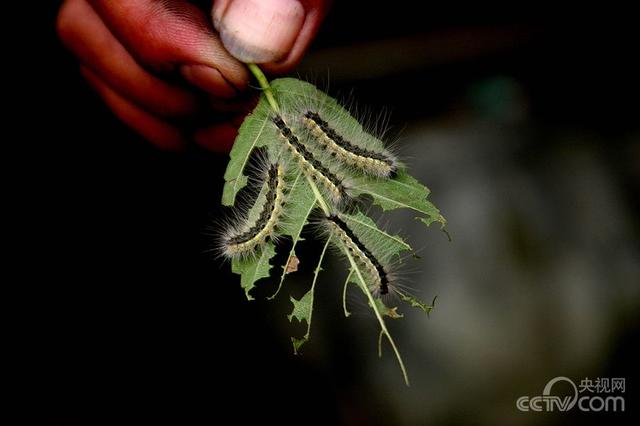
[32,3,638,425]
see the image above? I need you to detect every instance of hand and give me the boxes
[57,0,330,152]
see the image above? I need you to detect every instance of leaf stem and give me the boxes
[306,176,330,215]
[271,173,309,299]
[247,63,280,113]
[306,237,332,336]
[343,270,353,317]
[344,251,410,386]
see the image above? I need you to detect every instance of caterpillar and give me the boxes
[222,161,286,259]
[325,214,390,296]
[272,115,348,203]
[302,110,398,178]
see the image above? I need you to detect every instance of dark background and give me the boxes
[24,3,639,425]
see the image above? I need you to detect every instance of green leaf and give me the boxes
[344,250,410,386]
[231,241,276,301]
[352,170,446,229]
[287,237,331,354]
[279,173,316,236]
[290,336,308,354]
[271,173,317,299]
[221,94,280,206]
[288,288,313,326]
[397,292,437,316]
[374,299,403,319]
[341,210,412,260]
[288,291,314,353]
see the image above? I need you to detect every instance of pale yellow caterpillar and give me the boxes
[302,111,398,178]
[272,115,348,204]
[221,161,286,259]
[324,214,391,296]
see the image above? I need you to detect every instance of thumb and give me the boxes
[213,0,330,71]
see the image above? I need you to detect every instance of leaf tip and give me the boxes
[291,336,309,354]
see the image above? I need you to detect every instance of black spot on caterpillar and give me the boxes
[303,111,398,178]
[223,162,286,258]
[272,115,347,203]
[326,214,389,296]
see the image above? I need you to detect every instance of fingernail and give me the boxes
[180,64,237,98]
[213,0,305,63]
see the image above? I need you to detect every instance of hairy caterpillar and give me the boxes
[302,111,398,178]
[272,115,348,203]
[221,161,286,259]
[324,214,391,296]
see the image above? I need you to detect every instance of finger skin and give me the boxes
[265,0,332,72]
[180,64,237,99]
[212,0,331,73]
[57,0,198,118]
[80,66,186,150]
[194,123,238,153]
[88,0,249,92]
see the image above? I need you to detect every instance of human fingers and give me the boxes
[212,0,331,73]
[87,0,249,96]
[57,0,198,118]
[194,122,240,153]
[80,65,187,150]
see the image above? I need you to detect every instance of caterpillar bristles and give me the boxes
[319,212,399,297]
[271,114,349,205]
[302,111,398,178]
[220,158,287,260]
[279,82,402,179]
